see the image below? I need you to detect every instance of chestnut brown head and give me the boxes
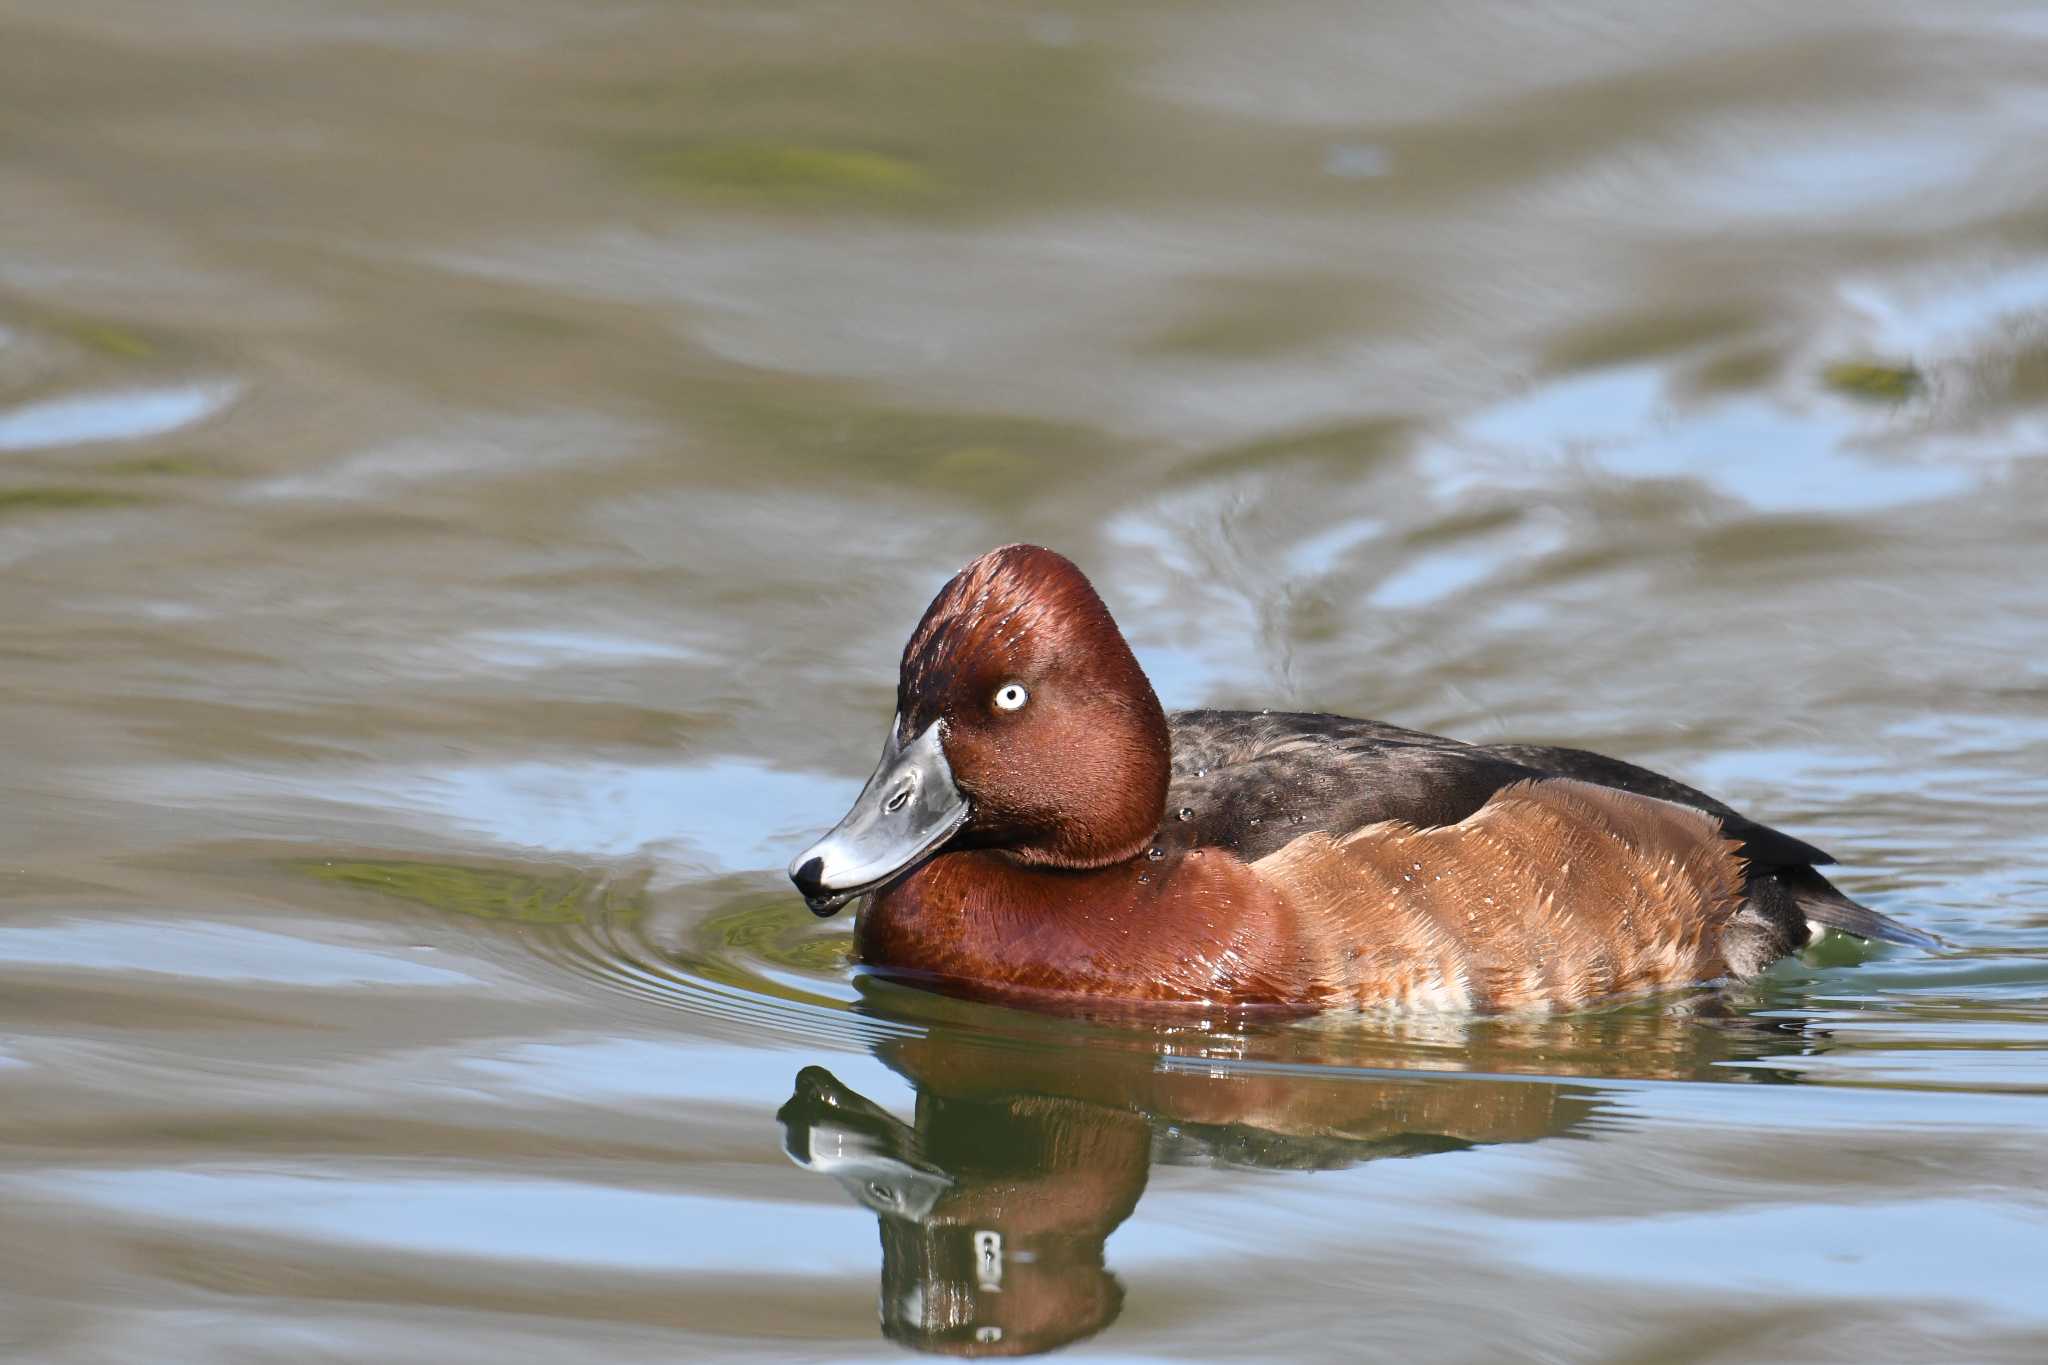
[789,546,1169,914]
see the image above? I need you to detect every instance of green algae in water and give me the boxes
[59,319,155,360]
[1823,360,1922,401]
[301,858,644,927]
[696,893,853,975]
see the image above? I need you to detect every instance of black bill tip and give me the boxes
[790,855,850,917]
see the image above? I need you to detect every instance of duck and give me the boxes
[789,544,1935,1014]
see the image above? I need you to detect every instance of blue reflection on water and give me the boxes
[0,383,236,450]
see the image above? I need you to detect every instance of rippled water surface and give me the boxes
[4,3,2047,1360]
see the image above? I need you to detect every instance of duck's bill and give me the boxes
[788,718,969,917]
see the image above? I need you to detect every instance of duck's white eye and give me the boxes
[992,682,1030,712]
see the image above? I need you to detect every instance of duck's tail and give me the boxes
[1780,864,1944,950]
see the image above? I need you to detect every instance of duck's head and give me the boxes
[790,545,1169,915]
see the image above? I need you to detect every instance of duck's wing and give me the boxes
[1250,777,1750,1011]
[1165,709,1542,861]
[1166,711,1830,870]
[1468,744,1956,946]
[1472,742,1835,869]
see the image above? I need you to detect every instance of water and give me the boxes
[2,3,2046,1359]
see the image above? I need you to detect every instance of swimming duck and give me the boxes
[789,544,1934,1013]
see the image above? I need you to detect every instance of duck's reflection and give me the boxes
[783,1065,1141,1354]
[779,1001,1816,1356]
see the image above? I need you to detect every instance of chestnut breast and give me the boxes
[859,844,1329,1010]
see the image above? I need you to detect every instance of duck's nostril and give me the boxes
[791,856,826,899]
[884,785,911,814]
